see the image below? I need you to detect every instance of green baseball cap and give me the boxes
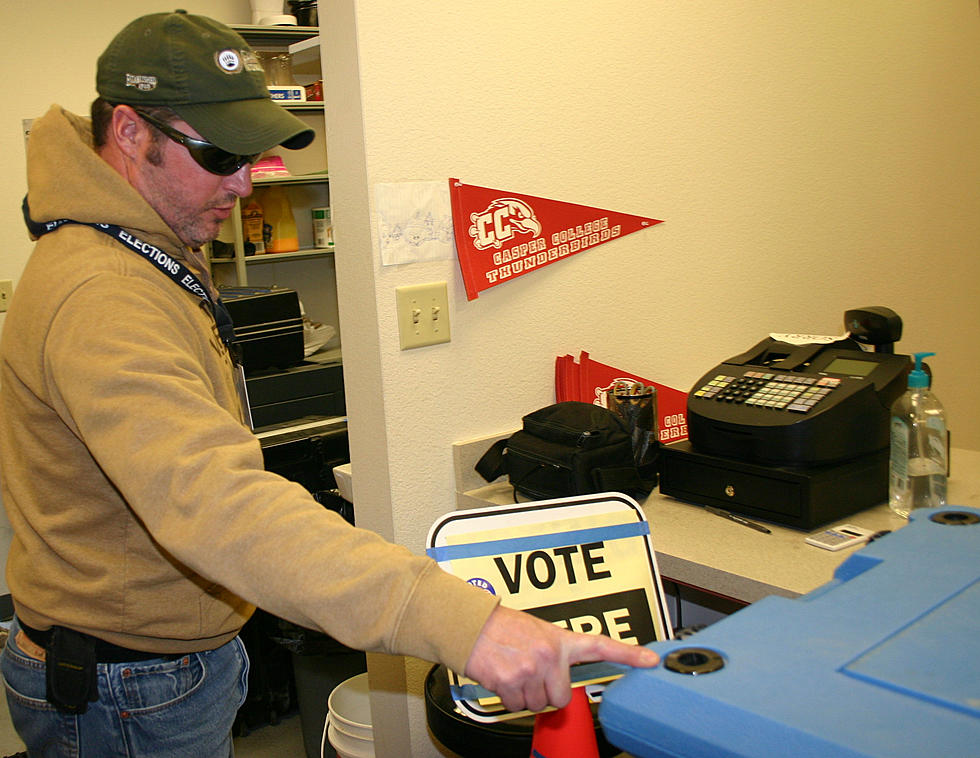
[97,10,314,154]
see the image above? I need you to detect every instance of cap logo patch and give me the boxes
[125,74,158,91]
[215,49,243,74]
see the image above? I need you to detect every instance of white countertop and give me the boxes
[456,447,980,605]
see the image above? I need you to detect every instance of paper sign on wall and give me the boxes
[426,492,672,722]
[449,179,663,300]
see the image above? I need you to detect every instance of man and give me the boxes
[0,11,657,756]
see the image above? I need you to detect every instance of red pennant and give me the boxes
[449,179,662,300]
[556,351,690,444]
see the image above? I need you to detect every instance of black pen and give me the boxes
[705,506,772,534]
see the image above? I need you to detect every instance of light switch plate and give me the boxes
[395,281,451,350]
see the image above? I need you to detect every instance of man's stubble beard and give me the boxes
[142,144,228,249]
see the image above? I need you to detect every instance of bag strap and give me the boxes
[475,438,508,483]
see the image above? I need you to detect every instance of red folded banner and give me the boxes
[556,351,689,444]
[450,179,663,300]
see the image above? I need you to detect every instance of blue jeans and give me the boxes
[1,618,249,758]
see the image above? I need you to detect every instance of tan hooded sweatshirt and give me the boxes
[0,105,496,671]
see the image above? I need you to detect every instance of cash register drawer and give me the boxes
[659,441,888,530]
[661,444,802,519]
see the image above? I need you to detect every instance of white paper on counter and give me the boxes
[375,181,455,266]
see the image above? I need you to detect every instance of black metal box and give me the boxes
[221,287,304,372]
[245,360,345,428]
[659,440,888,530]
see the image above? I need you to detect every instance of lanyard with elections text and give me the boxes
[23,198,255,427]
[22,197,237,352]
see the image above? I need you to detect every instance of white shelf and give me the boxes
[288,35,320,67]
[231,24,319,43]
[252,173,329,187]
[249,248,334,263]
[306,347,342,364]
[280,101,324,112]
[210,247,334,265]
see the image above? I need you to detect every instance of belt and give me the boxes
[20,622,187,664]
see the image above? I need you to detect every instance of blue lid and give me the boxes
[908,351,934,388]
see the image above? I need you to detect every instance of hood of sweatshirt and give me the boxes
[25,105,208,274]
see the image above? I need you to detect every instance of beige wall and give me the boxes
[1,1,978,755]
[323,1,979,754]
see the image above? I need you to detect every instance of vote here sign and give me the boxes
[426,492,671,722]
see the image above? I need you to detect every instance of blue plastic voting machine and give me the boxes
[599,506,980,758]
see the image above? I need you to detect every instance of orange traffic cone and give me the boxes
[529,686,599,758]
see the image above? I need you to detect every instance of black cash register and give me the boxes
[660,307,910,529]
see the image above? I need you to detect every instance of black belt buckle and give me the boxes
[45,626,99,714]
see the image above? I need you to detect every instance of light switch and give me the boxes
[395,281,451,350]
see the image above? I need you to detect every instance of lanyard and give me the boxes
[22,197,237,351]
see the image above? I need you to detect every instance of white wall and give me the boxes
[322,1,980,754]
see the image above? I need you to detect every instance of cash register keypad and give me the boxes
[693,371,842,413]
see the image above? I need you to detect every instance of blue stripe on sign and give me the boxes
[449,660,627,701]
[426,521,649,563]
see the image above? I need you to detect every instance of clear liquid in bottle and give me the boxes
[888,352,947,519]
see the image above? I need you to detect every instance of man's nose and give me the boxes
[225,164,252,198]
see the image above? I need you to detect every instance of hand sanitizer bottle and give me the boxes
[888,352,947,518]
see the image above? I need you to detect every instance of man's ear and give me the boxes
[108,105,150,162]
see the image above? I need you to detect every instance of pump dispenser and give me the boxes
[888,352,947,517]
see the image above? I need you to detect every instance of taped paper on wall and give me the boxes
[375,181,455,265]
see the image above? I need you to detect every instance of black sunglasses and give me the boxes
[135,111,260,176]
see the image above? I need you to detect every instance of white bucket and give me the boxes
[325,673,375,758]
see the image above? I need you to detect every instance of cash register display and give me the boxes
[823,356,878,377]
[824,358,878,376]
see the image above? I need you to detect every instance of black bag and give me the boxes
[475,401,654,500]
